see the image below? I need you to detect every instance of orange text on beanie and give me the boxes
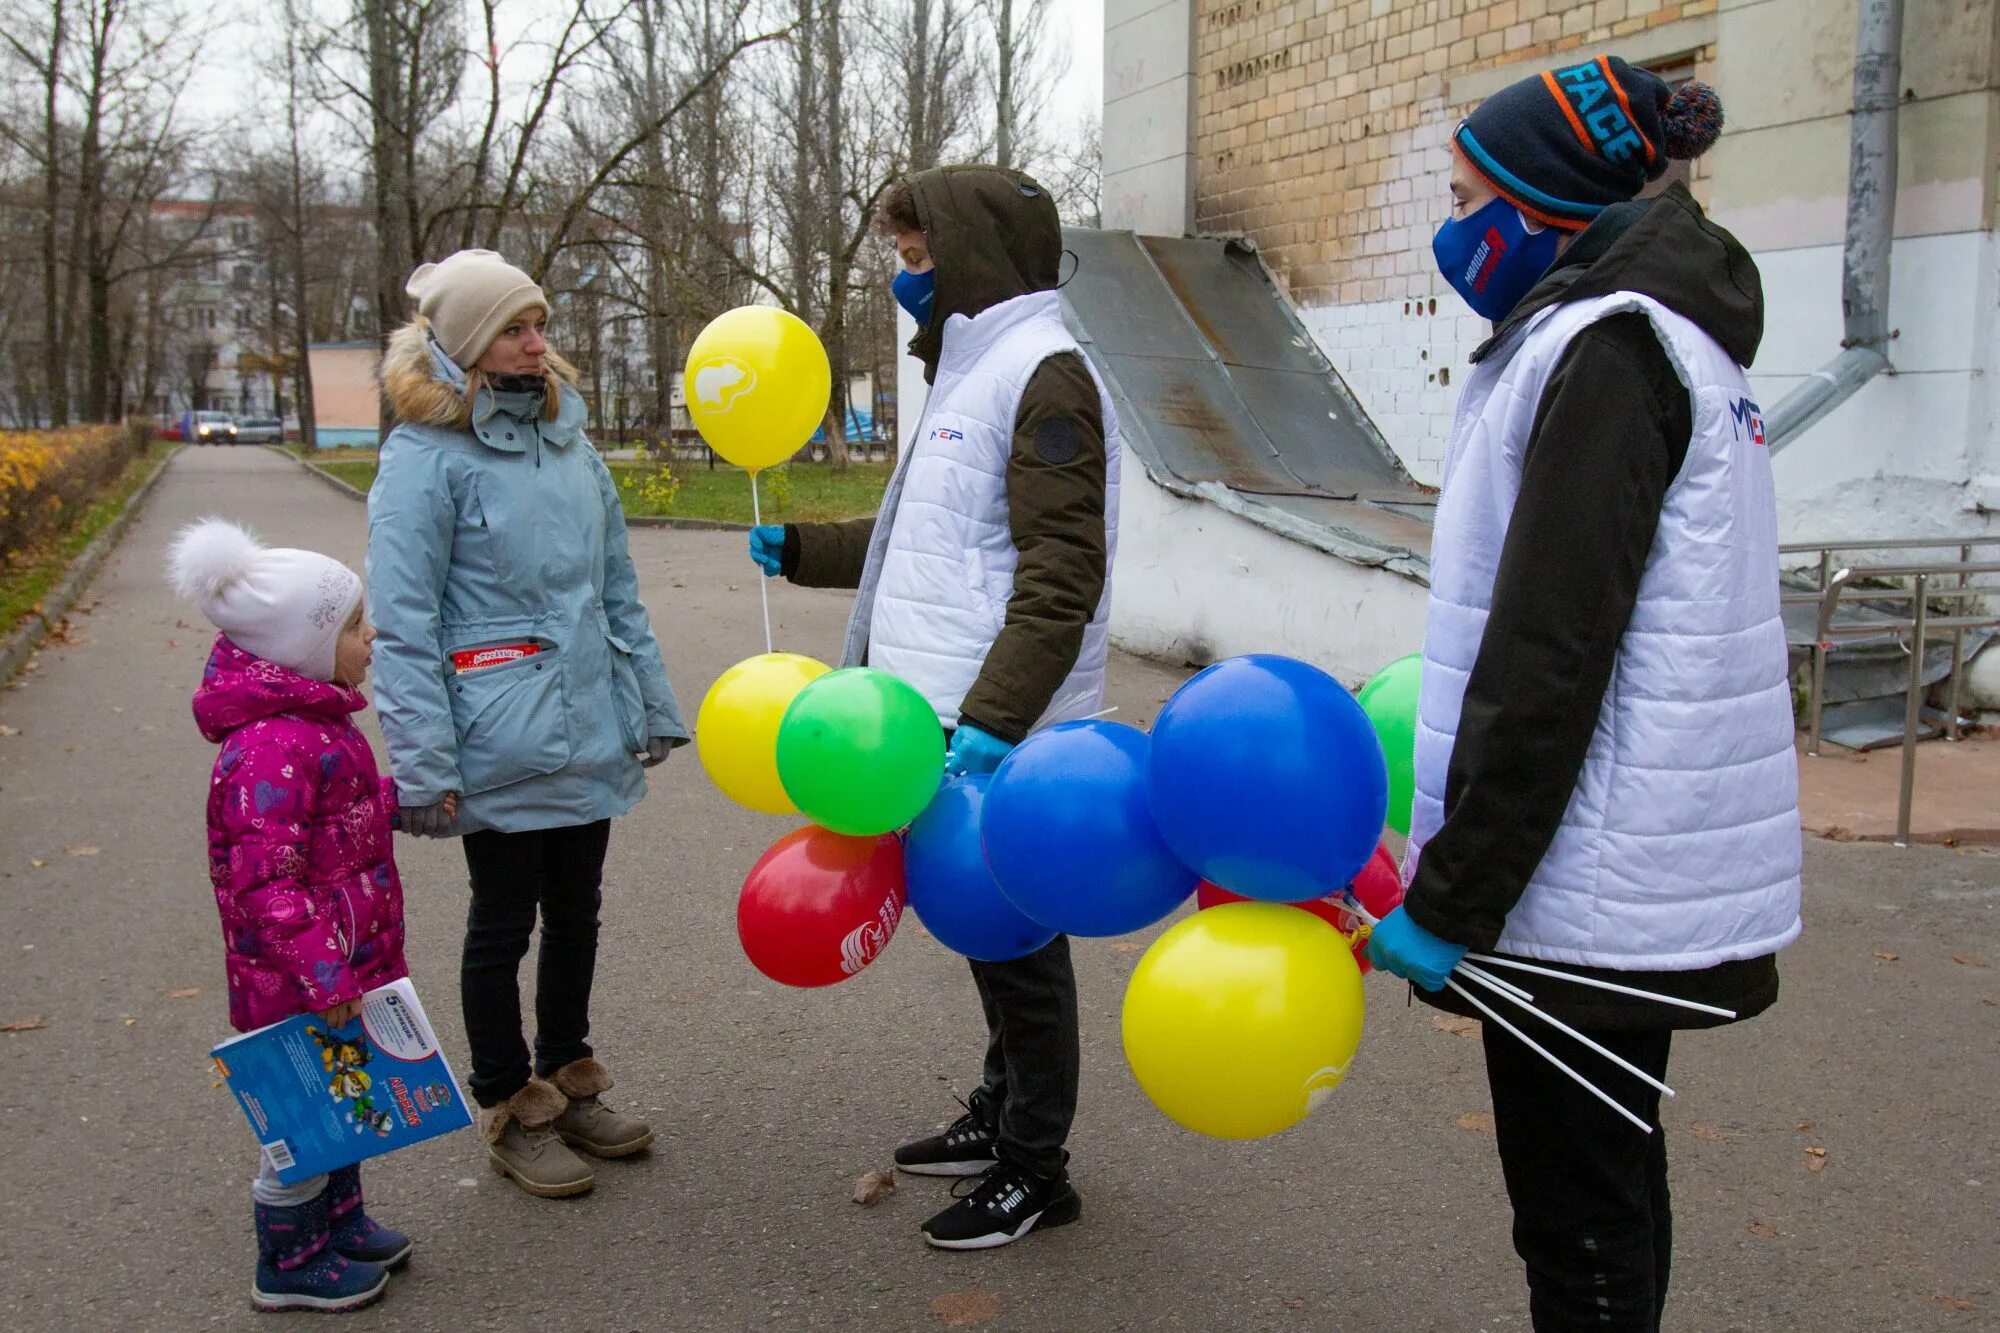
[168,518,361,683]
[404,250,548,369]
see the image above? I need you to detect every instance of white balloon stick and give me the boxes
[1464,953,1737,1020]
[1457,960,1533,1005]
[1446,978,1653,1135]
[750,473,773,656]
[1457,965,1677,1099]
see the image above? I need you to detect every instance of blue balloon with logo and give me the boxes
[905,776,1058,963]
[1148,654,1388,903]
[980,720,1198,937]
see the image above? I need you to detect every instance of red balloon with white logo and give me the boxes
[737,826,907,987]
[1195,841,1403,974]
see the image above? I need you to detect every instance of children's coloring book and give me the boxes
[211,978,472,1183]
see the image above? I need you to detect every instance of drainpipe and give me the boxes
[1765,0,1904,454]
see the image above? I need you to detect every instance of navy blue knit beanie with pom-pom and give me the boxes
[1456,56,1725,229]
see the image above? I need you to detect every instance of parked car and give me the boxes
[155,413,184,442]
[186,411,238,445]
[235,415,283,444]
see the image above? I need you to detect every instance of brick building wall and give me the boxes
[1191,0,1718,481]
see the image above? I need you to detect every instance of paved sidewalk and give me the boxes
[1,446,1995,1330]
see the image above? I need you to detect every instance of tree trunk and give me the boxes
[820,0,848,470]
[286,36,318,448]
[993,0,1015,170]
[40,0,67,426]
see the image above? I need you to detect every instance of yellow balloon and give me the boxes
[696,653,832,814]
[683,306,832,472]
[1122,902,1366,1140]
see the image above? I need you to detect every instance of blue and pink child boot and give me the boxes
[251,1191,389,1314]
[325,1164,414,1268]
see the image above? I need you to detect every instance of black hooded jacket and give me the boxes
[782,166,1110,743]
[1405,184,1780,1029]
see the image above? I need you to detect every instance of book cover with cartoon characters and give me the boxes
[211,978,472,1183]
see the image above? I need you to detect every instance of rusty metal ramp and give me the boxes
[1059,228,1434,582]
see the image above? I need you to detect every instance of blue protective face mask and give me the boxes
[1432,196,1563,322]
[892,266,936,323]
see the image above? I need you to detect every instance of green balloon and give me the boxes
[1357,654,1421,837]
[776,668,944,835]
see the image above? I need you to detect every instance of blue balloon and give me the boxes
[1148,654,1388,903]
[980,721,1198,937]
[905,776,1058,963]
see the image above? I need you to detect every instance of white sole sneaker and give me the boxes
[895,1158,998,1178]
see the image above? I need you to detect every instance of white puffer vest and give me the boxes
[841,289,1122,729]
[1408,292,1802,971]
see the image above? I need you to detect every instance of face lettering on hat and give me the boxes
[1553,60,1649,165]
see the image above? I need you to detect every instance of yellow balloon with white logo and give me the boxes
[1122,902,1366,1139]
[682,306,832,472]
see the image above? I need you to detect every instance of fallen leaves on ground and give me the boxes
[121,1015,136,1027]
[1689,1124,1744,1142]
[66,845,100,858]
[1795,1121,1815,1133]
[930,1289,1001,1327]
[1951,954,1985,968]
[1748,1221,1783,1238]
[1432,1015,1480,1038]
[29,858,45,868]
[1873,951,1899,962]
[0,725,18,737]
[2,1016,47,1033]
[165,987,200,1000]
[1927,1293,1976,1312]
[1456,1112,1495,1134]
[1805,1146,1828,1173]
[1106,940,1145,953]
[851,1169,896,1206]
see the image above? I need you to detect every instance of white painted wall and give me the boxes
[1107,449,1429,683]
[1102,0,1195,235]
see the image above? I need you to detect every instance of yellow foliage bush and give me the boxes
[0,425,136,564]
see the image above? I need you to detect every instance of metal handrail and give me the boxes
[1778,536,2000,554]
[1807,561,2000,845]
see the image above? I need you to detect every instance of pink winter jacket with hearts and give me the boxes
[194,636,408,1032]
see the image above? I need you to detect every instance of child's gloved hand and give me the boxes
[400,796,457,838]
[1366,906,1468,992]
[642,735,683,767]
[748,526,786,577]
[945,724,1014,778]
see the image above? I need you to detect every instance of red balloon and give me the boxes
[738,826,907,988]
[1194,841,1403,976]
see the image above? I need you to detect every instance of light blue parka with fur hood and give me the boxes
[367,320,687,835]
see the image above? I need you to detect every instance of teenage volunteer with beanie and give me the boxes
[368,250,689,1199]
[1363,60,1800,1330]
[748,166,1116,1251]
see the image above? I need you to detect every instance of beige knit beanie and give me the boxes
[404,250,548,368]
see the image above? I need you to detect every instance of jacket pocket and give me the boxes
[448,644,572,794]
[604,632,647,753]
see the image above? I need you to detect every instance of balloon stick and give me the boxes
[750,471,773,655]
[1456,960,1534,1004]
[1464,953,1737,1020]
[1457,965,1676,1099]
[1445,977,1653,1134]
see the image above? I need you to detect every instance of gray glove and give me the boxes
[399,799,455,837]
[642,735,684,768]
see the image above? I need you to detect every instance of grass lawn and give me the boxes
[303,451,889,526]
[1,448,176,634]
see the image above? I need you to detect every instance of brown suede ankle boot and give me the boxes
[479,1078,595,1198]
[551,1058,654,1158]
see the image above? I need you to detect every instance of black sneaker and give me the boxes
[894,1091,999,1178]
[920,1159,1082,1251]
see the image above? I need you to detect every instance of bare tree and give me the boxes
[977,0,1059,171]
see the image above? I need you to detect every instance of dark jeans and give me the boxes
[1484,1021,1674,1332]
[969,935,1080,1178]
[460,820,611,1108]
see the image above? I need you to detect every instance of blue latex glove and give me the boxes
[748,525,785,577]
[1366,906,1468,992]
[945,724,1014,779]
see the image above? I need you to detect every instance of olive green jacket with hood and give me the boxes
[778,166,1112,743]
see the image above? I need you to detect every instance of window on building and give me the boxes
[231,220,252,246]
[233,264,253,290]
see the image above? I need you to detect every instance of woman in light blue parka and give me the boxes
[368,249,687,1198]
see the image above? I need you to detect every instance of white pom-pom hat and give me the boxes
[168,518,362,682]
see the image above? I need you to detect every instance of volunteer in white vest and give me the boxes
[1364,61,1801,1330]
[748,165,1119,1251]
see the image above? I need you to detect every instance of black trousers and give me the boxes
[1484,1021,1674,1332]
[969,935,1080,1178]
[460,820,612,1108]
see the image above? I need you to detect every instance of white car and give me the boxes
[192,411,238,445]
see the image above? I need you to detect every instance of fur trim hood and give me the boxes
[381,318,581,428]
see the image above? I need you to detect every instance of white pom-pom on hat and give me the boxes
[165,517,362,682]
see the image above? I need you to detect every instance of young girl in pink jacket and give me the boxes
[173,518,443,1315]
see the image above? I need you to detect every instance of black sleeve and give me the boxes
[1402,312,1694,950]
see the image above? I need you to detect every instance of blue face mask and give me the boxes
[1432,196,1563,322]
[892,267,936,324]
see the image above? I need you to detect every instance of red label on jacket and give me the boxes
[452,643,540,673]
